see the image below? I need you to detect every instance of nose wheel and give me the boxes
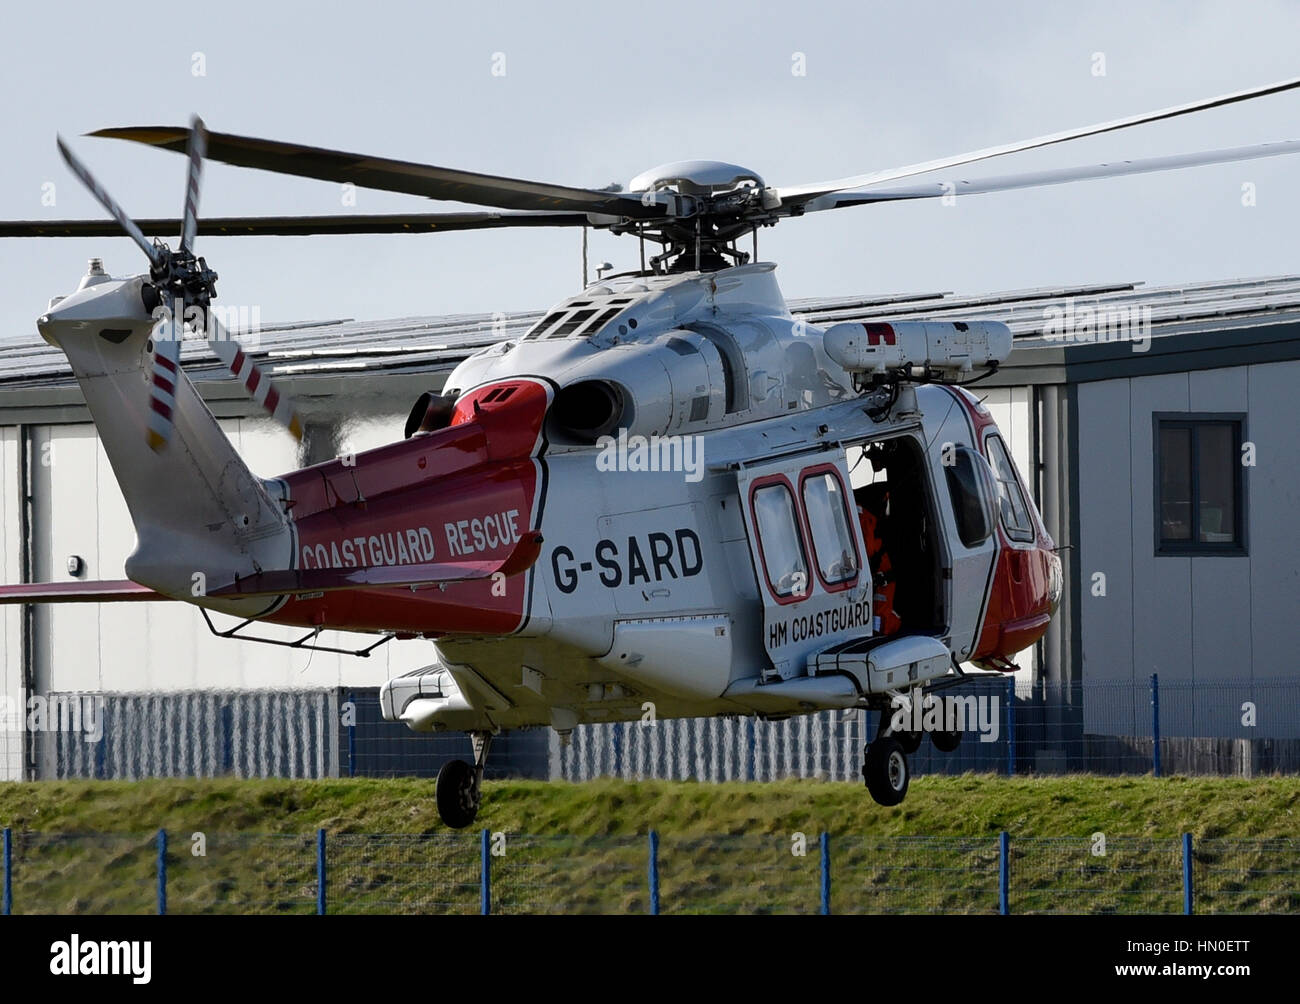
[435,731,494,829]
[862,735,910,807]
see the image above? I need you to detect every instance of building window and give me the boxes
[1154,415,1246,555]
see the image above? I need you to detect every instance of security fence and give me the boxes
[1,828,1297,915]
[8,674,1300,782]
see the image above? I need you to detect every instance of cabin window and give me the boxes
[1155,415,1246,554]
[985,434,1035,543]
[944,445,996,548]
[801,470,859,586]
[752,481,810,600]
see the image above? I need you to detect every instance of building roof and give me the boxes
[4,272,1300,414]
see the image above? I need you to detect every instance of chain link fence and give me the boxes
[2,829,1297,915]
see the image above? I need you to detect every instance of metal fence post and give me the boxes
[1005,677,1016,776]
[2,827,10,916]
[648,830,660,915]
[1151,673,1161,778]
[1183,833,1193,915]
[156,829,167,916]
[347,691,357,778]
[999,832,1010,915]
[480,828,491,915]
[819,832,830,916]
[316,829,326,916]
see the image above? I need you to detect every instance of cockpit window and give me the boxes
[586,306,623,333]
[548,308,598,338]
[985,434,1035,542]
[523,312,566,340]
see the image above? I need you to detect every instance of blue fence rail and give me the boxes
[1,827,1296,915]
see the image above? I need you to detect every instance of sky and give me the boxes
[3,0,1300,338]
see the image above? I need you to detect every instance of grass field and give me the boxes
[1,775,1297,914]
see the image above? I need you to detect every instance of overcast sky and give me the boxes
[3,0,1300,338]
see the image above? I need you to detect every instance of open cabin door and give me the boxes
[736,451,873,680]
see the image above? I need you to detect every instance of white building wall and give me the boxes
[1078,359,1300,738]
[0,426,22,779]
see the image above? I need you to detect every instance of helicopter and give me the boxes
[2,73,1300,826]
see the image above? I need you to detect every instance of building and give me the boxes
[3,269,1298,781]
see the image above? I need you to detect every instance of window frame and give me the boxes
[982,432,1037,545]
[748,474,812,605]
[1152,412,1248,557]
[797,464,862,593]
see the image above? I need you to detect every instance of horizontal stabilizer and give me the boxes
[210,533,544,599]
[0,579,171,604]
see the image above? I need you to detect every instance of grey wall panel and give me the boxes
[1185,369,1253,736]
[1077,380,1136,734]
[1129,373,1193,734]
[1189,556,1254,736]
[1245,360,1300,727]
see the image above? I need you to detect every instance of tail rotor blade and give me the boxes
[206,313,303,442]
[180,116,206,252]
[55,135,165,270]
[146,332,182,451]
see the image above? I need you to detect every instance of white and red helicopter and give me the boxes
[3,75,1299,826]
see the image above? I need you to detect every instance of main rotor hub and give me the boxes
[622,161,781,273]
[627,160,765,198]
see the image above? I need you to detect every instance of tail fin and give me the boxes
[37,268,293,613]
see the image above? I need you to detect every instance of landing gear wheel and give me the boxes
[863,736,910,807]
[894,730,923,754]
[436,758,479,829]
[931,729,962,753]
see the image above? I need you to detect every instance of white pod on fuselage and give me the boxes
[823,320,1012,377]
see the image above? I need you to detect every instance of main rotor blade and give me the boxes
[55,135,164,269]
[801,137,1300,211]
[180,115,207,252]
[0,210,591,238]
[778,73,1300,205]
[90,125,666,219]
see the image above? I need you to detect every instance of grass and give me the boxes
[1,775,1297,914]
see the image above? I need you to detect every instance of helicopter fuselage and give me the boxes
[238,264,1059,733]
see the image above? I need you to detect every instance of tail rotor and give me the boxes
[55,116,303,451]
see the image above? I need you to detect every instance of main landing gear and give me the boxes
[862,734,910,806]
[862,710,965,807]
[436,731,493,829]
